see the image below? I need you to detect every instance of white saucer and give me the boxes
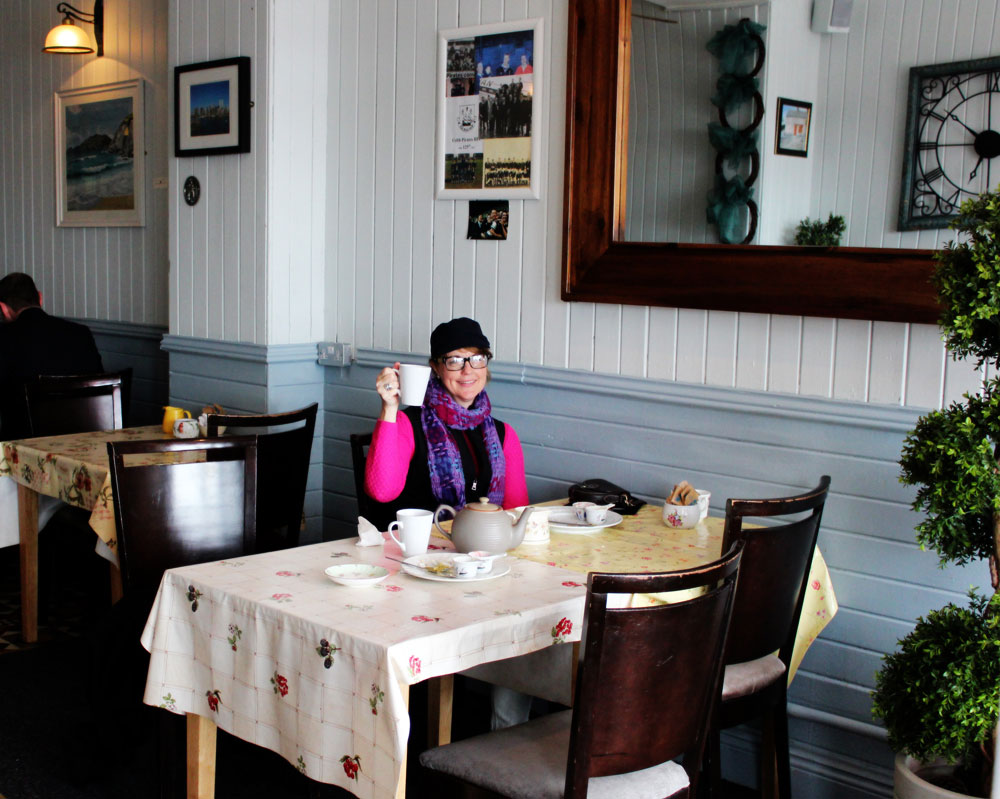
[547,508,624,534]
[325,563,390,587]
[401,552,511,582]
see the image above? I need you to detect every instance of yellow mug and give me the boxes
[162,405,191,433]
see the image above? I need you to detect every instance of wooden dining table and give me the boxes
[0,425,170,642]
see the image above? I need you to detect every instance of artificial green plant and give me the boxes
[872,187,1000,797]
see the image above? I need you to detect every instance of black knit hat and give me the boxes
[430,317,491,359]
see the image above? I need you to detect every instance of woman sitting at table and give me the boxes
[366,317,536,730]
[364,317,529,521]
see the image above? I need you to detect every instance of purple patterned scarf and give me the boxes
[422,375,505,508]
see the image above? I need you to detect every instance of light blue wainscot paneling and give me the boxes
[84,319,169,427]
[161,335,325,543]
[322,346,991,799]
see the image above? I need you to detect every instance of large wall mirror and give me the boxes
[561,0,940,323]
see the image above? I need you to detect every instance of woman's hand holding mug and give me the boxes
[376,362,402,421]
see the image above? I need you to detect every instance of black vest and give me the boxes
[366,406,507,531]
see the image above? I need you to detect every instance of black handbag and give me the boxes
[568,479,646,515]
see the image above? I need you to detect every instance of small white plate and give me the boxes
[325,563,390,587]
[401,552,511,582]
[547,508,624,534]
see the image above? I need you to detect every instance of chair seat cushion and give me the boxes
[722,654,786,701]
[419,709,689,799]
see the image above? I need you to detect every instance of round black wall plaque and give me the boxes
[183,176,201,206]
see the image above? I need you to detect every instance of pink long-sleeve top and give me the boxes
[364,412,529,509]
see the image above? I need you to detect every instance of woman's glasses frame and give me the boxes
[439,354,491,371]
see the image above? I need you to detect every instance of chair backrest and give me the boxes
[349,431,383,524]
[720,476,831,666]
[205,403,317,552]
[107,436,258,598]
[24,369,131,437]
[565,544,743,798]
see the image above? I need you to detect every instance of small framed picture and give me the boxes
[775,98,812,157]
[174,56,251,156]
[54,79,145,227]
[466,200,509,240]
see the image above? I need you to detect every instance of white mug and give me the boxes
[388,508,433,556]
[398,364,432,406]
[173,418,200,438]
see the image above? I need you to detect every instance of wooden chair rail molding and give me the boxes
[561,0,940,324]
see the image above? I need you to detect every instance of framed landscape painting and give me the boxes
[175,56,251,156]
[436,18,543,199]
[775,97,812,157]
[54,79,145,227]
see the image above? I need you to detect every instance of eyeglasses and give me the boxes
[440,354,491,371]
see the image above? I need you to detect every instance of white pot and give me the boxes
[894,754,975,799]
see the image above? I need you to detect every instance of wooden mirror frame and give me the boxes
[561,0,940,323]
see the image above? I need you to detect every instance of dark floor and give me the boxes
[0,525,759,798]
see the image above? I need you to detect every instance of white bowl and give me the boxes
[325,563,389,586]
[662,503,700,529]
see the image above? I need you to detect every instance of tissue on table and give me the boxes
[356,516,384,547]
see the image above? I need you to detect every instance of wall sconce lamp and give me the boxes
[43,0,104,56]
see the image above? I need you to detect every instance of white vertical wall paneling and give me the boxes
[221,2,242,341]
[410,0,438,357]
[647,308,678,382]
[539,0,568,370]
[265,0,328,345]
[267,2,293,344]
[705,310,737,387]
[389,0,417,353]
[868,322,906,406]
[351,1,378,351]
[735,312,769,391]
[372,0,397,348]
[326,2,344,344]
[832,319,871,402]
[0,0,167,328]
[799,317,835,398]
[905,324,947,409]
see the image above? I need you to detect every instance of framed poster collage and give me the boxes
[436,18,543,200]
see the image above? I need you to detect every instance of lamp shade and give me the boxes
[43,21,94,54]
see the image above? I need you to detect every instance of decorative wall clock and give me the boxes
[899,55,1000,230]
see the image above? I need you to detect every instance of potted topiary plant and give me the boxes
[871,188,1000,798]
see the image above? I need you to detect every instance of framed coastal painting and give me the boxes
[174,56,251,156]
[54,79,145,227]
[436,18,543,199]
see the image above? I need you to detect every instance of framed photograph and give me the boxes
[174,56,251,156]
[436,19,543,199]
[54,79,145,227]
[775,98,812,157]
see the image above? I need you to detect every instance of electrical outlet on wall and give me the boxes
[317,342,353,366]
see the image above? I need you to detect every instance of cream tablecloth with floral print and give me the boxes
[505,502,837,679]
[140,539,587,799]
[0,425,169,554]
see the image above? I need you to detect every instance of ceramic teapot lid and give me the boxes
[466,497,501,512]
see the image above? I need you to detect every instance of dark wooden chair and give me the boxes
[24,368,132,437]
[106,436,258,598]
[102,436,258,795]
[707,476,832,799]
[205,403,317,553]
[419,544,744,798]
[350,431,384,525]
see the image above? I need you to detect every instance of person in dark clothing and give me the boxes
[0,272,104,440]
